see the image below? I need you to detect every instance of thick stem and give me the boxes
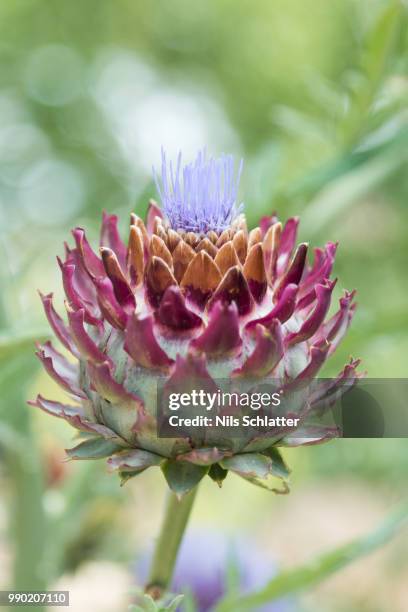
[4,378,47,612]
[146,487,198,599]
[9,453,47,596]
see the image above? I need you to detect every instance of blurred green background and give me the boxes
[0,1,407,611]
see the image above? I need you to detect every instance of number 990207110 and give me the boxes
[0,592,69,606]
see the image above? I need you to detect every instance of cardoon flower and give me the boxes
[31,149,361,496]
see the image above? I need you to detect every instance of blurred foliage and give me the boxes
[130,592,184,612]
[0,0,407,608]
[216,500,408,611]
[0,0,407,373]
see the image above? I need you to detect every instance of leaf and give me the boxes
[302,148,405,235]
[178,589,197,612]
[129,593,185,612]
[118,470,147,486]
[164,594,184,611]
[137,594,157,612]
[162,460,208,498]
[239,474,290,495]
[65,437,123,460]
[0,329,48,363]
[111,449,163,485]
[177,447,230,466]
[261,447,291,479]
[362,2,401,84]
[224,556,242,598]
[220,453,272,479]
[208,463,229,487]
[0,331,46,396]
[108,448,163,472]
[216,501,408,612]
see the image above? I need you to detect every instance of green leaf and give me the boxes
[66,437,123,460]
[128,593,184,612]
[216,501,408,612]
[221,453,290,492]
[261,447,291,480]
[109,447,163,485]
[179,589,197,612]
[162,460,208,498]
[118,470,146,486]
[239,474,290,495]
[208,463,228,487]
[224,556,242,598]
[108,448,163,472]
[0,329,48,363]
[138,594,157,612]
[164,594,184,611]
[220,453,272,479]
[302,147,405,235]
[177,447,228,466]
[362,2,401,84]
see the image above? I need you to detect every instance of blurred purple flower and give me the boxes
[138,529,290,611]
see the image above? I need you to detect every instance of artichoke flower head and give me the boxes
[31,150,361,496]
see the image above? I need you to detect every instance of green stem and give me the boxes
[146,487,198,599]
[0,351,47,612]
[4,427,47,612]
[9,452,47,593]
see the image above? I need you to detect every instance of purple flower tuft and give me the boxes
[137,529,290,612]
[154,149,244,234]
